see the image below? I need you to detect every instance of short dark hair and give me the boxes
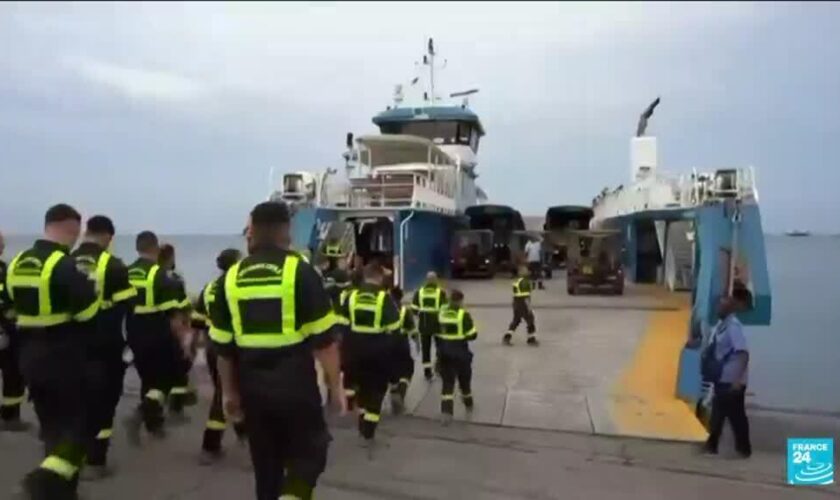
[450,289,464,303]
[136,231,159,253]
[159,243,175,264]
[391,287,404,303]
[732,286,753,309]
[86,215,115,236]
[216,248,241,272]
[250,202,290,229]
[45,203,81,226]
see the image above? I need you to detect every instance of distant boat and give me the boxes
[785,230,811,237]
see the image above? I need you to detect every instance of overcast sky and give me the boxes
[1,2,838,234]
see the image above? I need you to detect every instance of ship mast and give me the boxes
[422,38,446,104]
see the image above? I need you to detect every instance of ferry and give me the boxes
[271,39,487,290]
[590,98,773,411]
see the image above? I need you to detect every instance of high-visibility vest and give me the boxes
[417,285,444,312]
[75,249,136,310]
[324,244,342,257]
[513,278,531,298]
[437,306,476,341]
[348,289,399,334]
[8,249,98,327]
[128,261,179,314]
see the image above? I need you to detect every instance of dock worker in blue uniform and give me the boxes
[5,204,99,499]
[71,215,137,480]
[339,262,401,448]
[191,247,246,465]
[411,272,447,380]
[209,202,344,500]
[503,266,539,346]
[388,287,417,415]
[436,289,477,425]
[124,231,192,444]
[0,230,29,432]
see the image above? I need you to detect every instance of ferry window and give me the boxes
[384,121,459,144]
[457,122,472,144]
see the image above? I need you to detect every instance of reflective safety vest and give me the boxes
[513,278,531,298]
[7,249,97,327]
[417,285,444,312]
[398,305,416,336]
[191,281,216,327]
[75,251,136,310]
[128,262,179,314]
[223,255,305,349]
[437,306,476,341]
[348,289,398,334]
[324,243,342,257]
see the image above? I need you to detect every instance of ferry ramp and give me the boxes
[403,276,708,442]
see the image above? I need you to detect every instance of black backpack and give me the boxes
[701,327,732,383]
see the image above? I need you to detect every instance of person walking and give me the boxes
[436,289,477,426]
[158,243,194,420]
[703,287,753,458]
[71,215,137,480]
[524,236,544,290]
[209,201,344,500]
[411,272,447,380]
[503,266,539,346]
[6,204,99,499]
[388,287,416,415]
[0,229,29,432]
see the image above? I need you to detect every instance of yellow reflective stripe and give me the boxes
[96,428,113,440]
[344,389,356,396]
[418,287,442,312]
[1,395,25,406]
[112,287,137,303]
[335,314,350,326]
[206,420,226,431]
[16,313,72,327]
[382,319,401,332]
[438,307,466,340]
[362,412,380,423]
[349,290,388,333]
[513,278,530,297]
[441,394,455,401]
[40,252,64,316]
[156,298,181,312]
[299,312,338,337]
[73,299,99,322]
[399,378,410,384]
[191,311,207,322]
[422,362,433,368]
[279,495,303,500]
[130,264,160,313]
[145,389,165,402]
[94,252,110,304]
[464,326,477,337]
[5,252,23,300]
[176,297,191,308]
[40,455,77,479]
[209,326,233,344]
[169,387,189,395]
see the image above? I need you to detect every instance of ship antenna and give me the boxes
[423,37,447,104]
[636,96,661,137]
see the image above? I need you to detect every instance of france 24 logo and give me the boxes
[787,438,834,485]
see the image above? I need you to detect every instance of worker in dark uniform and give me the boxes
[124,231,192,444]
[339,262,400,449]
[322,238,343,260]
[209,202,344,500]
[411,272,447,380]
[6,204,99,499]
[436,289,477,425]
[388,287,416,415]
[158,243,194,420]
[71,216,137,480]
[191,248,246,465]
[336,268,363,411]
[323,256,351,309]
[0,229,30,432]
[503,266,539,346]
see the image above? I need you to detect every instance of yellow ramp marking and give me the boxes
[611,296,707,441]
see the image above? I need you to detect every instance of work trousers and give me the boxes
[417,312,439,376]
[507,299,536,336]
[389,336,414,399]
[339,330,358,410]
[126,314,176,432]
[345,334,393,440]
[705,384,752,455]
[19,334,89,499]
[84,345,126,466]
[202,344,245,453]
[240,361,330,500]
[168,348,192,414]
[438,342,473,415]
[0,327,26,422]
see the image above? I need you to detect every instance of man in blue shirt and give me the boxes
[704,287,752,458]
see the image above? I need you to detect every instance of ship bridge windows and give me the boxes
[380,120,481,151]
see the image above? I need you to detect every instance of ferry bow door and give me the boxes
[345,216,394,279]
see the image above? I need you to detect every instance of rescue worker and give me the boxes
[323,237,343,259]
[323,255,351,309]
[503,266,539,346]
[6,204,99,499]
[0,229,30,432]
[158,243,194,420]
[337,268,364,411]
[411,272,447,380]
[436,289,477,425]
[209,201,344,500]
[388,287,416,415]
[339,262,400,448]
[71,215,137,480]
[124,231,192,444]
[191,248,246,465]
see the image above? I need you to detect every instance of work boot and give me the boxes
[0,419,32,433]
[198,449,224,466]
[390,393,405,416]
[502,334,513,346]
[80,465,113,482]
[527,336,539,347]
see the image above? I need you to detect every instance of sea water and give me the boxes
[3,233,838,414]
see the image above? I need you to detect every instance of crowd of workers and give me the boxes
[0,200,545,500]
